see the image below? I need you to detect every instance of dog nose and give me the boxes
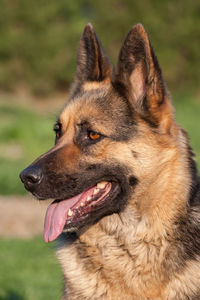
[20,166,42,189]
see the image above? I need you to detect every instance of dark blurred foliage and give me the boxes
[0,0,199,95]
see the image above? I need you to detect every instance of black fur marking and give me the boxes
[86,164,98,171]
[140,114,159,129]
[171,143,200,265]
[187,144,200,207]
[69,84,138,144]
[131,151,138,158]
[21,145,139,230]
[94,91,137,142]
[60,232,78,244]
[72,89,138,144]
[175,208,200,262]
[129,176,138,186]
[113,24,167,128]
[76,24,113,84]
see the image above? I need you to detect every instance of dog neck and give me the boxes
[101,149,192,243]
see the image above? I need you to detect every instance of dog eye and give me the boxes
[88,130,101,141]
[53,123,62,139]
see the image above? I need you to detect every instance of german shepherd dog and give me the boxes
[20,24,200,299]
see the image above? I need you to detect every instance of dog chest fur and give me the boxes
[57,207,200,300]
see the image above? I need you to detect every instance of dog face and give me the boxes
[20,24,181,242]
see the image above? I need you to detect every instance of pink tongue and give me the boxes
[44,194,81,243]
[43,186,96,243]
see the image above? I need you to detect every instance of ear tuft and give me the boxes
[81,23,95,39]
[75,23,113,84]
[113,24,173,131]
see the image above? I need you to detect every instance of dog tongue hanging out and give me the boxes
[20,23,200,300]
[44,181,112,242]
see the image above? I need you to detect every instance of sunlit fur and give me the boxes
[57,25,200,300]
[21,23,200,300]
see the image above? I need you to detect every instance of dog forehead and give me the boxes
[59,86,136,142]
[58,92,136,143]
[60,88,123,125]
[60,95,106,126]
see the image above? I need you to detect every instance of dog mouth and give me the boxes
[44,181,120,242]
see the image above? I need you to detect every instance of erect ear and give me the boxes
[114,24,173,131]
[75,23,113,85]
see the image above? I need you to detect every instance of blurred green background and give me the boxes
[0,0,199,299]
[0,0,199,95]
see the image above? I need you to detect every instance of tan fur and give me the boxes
[83,79,110,91]
[166,259,200,299]
[22,24,199,300]
[55,94,197,299]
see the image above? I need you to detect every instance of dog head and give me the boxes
[20,24,185,242]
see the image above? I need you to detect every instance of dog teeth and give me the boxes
[93,188,99,195]
[80,202,84,207]
[86,196,92,202]
[68,209,73,217]
[97,181,107,189]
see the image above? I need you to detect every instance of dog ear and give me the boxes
[75,23,113,84]
[114,24,173,131]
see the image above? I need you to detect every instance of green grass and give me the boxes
[173,93,200,167]
[0,94,200,195]
[0,237,62,300]
[0,102,56,195]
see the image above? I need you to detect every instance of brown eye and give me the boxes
[54,122,62,139]
[88,131,101,141]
